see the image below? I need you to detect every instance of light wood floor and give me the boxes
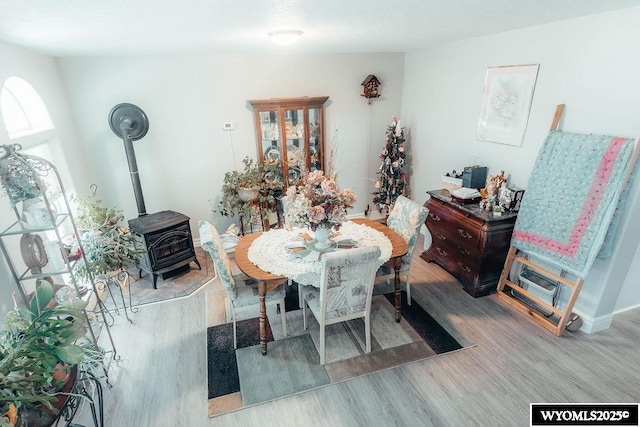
[96,238,640,427]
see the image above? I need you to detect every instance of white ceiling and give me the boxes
[1,0,640,57]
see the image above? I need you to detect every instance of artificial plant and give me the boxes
[72,194,144,282]
[0,144,47,208]
[371,117,407,214]
[218,157,283,220]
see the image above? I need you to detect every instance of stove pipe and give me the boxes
[109,103,150,218]
[120,119,147,217]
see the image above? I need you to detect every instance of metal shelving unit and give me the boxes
[0,143,118,378]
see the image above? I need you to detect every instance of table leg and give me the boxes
[394,257,402,322]
[258,280,268,355]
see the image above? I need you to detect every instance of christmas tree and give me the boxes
[371,117,407,213]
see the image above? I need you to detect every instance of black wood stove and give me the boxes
[128,210,200,289]
[109,103,200,289]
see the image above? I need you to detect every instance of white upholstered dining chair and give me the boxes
[301,246,381,365]
[375,195,429,305]
[280,196,307,308]
[198,221,287,348]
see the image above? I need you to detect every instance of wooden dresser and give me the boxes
[421,190,518,297]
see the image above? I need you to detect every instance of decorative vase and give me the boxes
[21,197,55,228]
[313,225,332,249]
[237,187,259,202]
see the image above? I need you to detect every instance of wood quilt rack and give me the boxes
[496,104,640,336]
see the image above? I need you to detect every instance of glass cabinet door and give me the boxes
[258,110,284,185]
[250,96,328,190]
[308,107,322,172]
[285,108,305,187]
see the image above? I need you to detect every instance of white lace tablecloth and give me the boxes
[247,220,392,288]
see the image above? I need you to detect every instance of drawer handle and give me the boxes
[429,213,441,222]
[457,229,472,239]
[459,247,470,255]
[435,247,448,257]
[457,262,471,272]
[436,233,446,241]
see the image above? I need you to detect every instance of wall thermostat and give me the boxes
[222,122,235,131]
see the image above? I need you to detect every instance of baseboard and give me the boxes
[573,303,640,334]
[348,211,387,221]
[574,310,613,334]
[613,302,640,316]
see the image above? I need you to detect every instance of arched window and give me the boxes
[1,76,54,139]
[0,77,76,306]
[0,76,74,207]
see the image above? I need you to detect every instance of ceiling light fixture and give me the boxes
[268,30,303,46]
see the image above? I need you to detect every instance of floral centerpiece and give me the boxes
[283,170,357,236]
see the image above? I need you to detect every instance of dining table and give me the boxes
[234,217,409,355]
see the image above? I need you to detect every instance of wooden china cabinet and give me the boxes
[249,96,329,189]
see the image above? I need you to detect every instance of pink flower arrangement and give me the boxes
[283,170,356,231]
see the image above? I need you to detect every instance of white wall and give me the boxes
[56,53,405,233]
[0,40,87,322]
[617,240,640,312]
[401,7,640,331]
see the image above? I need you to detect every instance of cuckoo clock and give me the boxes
[361,74,381,104]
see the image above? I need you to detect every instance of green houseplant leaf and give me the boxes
[28,280,54,316]
[54,345,85,365]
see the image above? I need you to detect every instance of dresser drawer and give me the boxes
[427,197,485,227]
[429,228,481,260]
[429,238,480,271]
[426,200,482,251]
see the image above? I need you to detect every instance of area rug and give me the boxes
[100,247,214,311]
[207,318,274,399]
[207,290,474,417]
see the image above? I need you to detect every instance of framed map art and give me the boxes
[477,64,539,146]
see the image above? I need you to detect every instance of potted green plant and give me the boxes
[0,281,91,426]
[218,157,284,221]
[0,145,46,209]
[72,195,144,283]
